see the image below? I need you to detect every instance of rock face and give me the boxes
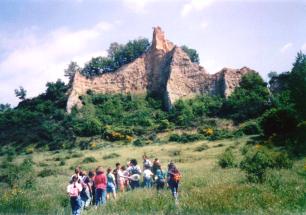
[67,26,254,113]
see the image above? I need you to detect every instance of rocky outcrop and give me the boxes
[67,26,254,113]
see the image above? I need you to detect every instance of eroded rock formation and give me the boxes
[67,26,254,113]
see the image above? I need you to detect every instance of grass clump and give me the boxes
[194,144,209,152]
[102,153,120,160]
[38,168,58,178]
[169,133,204,143]
[82,156,97,163]
[218,148,236,168]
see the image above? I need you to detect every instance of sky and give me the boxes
[0,0,305,106]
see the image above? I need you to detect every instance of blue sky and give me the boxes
[0,0,305,106]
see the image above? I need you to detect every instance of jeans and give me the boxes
[95,188,106,206]
[80,189,91,209]
[130,180,140,190]
[168,180,179,200]
[156,179,165,190]
[143,177,152,188]
[70,196,81,215]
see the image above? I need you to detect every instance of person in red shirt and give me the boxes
[94,166,107,207]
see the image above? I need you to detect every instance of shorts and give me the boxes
[107,185,116,193]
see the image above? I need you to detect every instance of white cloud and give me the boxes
[0,21,112,106]
[200,21,209,29]
[122,0,160,13]
[280,42,293,53]
[181,0,215,17]
[302,43,306,52]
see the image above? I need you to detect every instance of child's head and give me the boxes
[107,167,112,174]
[96,166,104,174]
[130,159,137,166]
[71,175,78,183]
[80,170,86,176]
[116,162,121,168]
[88,170,95,178]
[121,166,126,171]
[75,166,81,175]
[143,155,148,160]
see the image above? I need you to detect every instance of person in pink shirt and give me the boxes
[94,166,107,207]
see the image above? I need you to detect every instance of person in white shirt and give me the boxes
[143,155,152,170]
[143,165,153,188]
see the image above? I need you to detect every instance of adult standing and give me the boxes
[94,166,107,207]
[127,159,141,189]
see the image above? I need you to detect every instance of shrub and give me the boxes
[240,148,273,183]
[2,158,36,189]
[271,152,293,169]
[260,108,298,137]
[82,156,97,163]
[194,144,209,152]
[158,119,171,131]
[169,133,204,143]
[25,146,34,154]
[103,153,120,160]
[71,152,83,158]
[133,139,145,147]
[38,168,58,178]
[240,120,261,135]
[218,148,235,168]
[59,160,66,166]
[79,141,90,150]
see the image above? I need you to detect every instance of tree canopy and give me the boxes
[81,38,150,78]
[181,45,200,64]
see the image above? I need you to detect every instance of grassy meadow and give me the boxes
[0,134,305,215]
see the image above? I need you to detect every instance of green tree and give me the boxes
[181,45,200,64]
[14,86,27,100]
[81,38,150,78]
[223,72,270,122]
[64,61,80,86]
[288,52,306,119]
[0,103,11,112]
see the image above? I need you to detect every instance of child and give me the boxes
[155,163,165,191]
[115,163,125,192]
[143,165,153,188]
[167,162,181,203]
[80,171,91,209]
[121,165,130,191]
[67,175,82,215]
[88,170,95,206]
[106,167,116,200]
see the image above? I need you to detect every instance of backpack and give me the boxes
[173,172,181,182]
[69,184,79,197]
[131,166,140,175]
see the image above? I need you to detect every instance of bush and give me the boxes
[133,139,145,147]
[194,144,209,152]
[240,120,261,135]
[1,158,36,189]
[82,156,97,163]
[271,152,293,169]
[71,152,83,158]
[103,153,120,160]
[218,148,235,168]
[169,133,204,143]
[38,168,58,178]
[240,148,273,183]
[59,160,66,166]
[260,108,298,137]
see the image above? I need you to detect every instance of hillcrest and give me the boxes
[67,26,254,113]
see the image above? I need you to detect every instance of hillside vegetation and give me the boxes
[0,136,305,214]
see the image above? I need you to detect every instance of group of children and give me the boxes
[66,155,181,215]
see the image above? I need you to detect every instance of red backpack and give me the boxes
[173,172,181,182]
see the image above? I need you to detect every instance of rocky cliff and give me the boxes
[67,26,254,113]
